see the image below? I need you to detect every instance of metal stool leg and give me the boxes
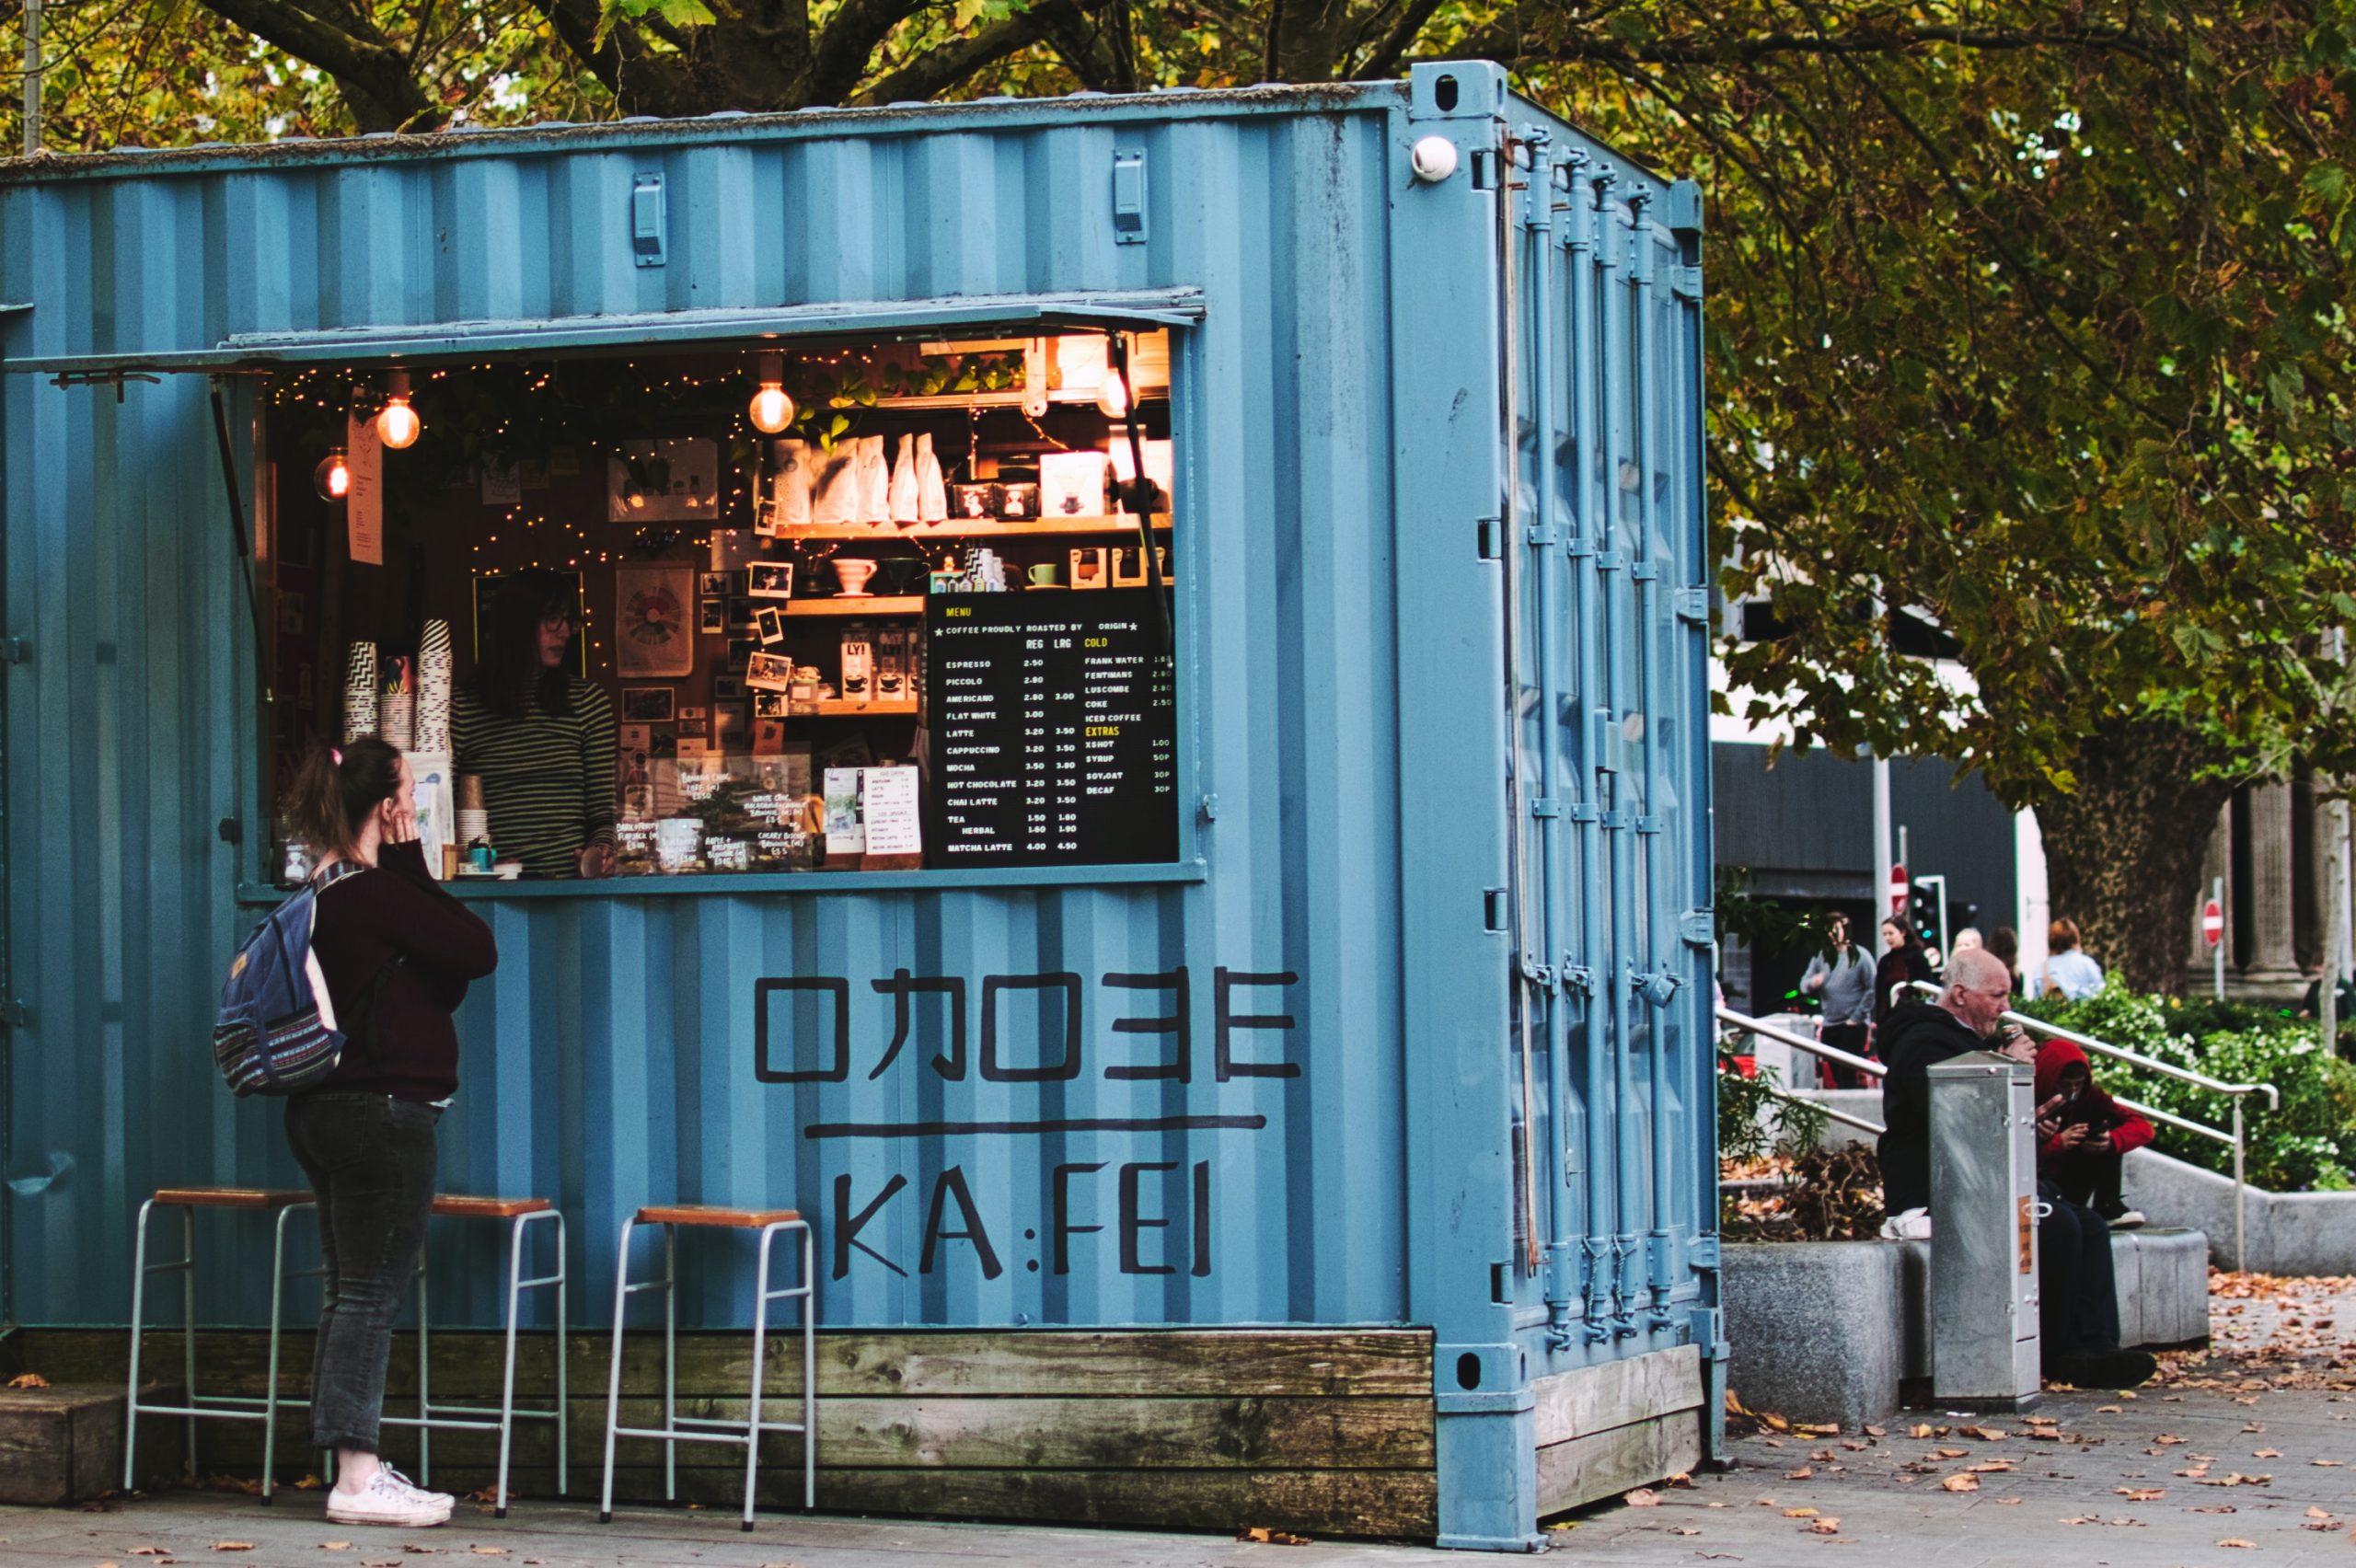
[181,1207,199,1483]
[260,1201,311,1504]
[801,1222,815,1512]
[416,1250,433,1486]
[661,1224,677,1505]
[598,1216,635,1525]
[741,1225,777,1531]
[122,1199,155,1492]
[553,1211,570,1502]
[493,1213,525,1518]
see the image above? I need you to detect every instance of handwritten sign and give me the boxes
[861,766,922,857]
[344,412,383,566]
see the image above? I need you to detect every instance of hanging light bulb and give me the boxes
[1096,357,1130,419]
[748,351,795,433]
[376,368,421,450]
[313,448,352,502]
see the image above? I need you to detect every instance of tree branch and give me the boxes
[1447,16,2181,71]
[805,0,930,105]
[197,0,437,128]
[526,0,699,115]
[853,0,1108,106]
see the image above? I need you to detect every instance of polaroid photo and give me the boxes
[756,605,787,647]
[746,651,797,691]
[699,571,732,598]
[748,561,795,599]
[699,598,726,635]
[620,686,676,723]
[753,690,788,719]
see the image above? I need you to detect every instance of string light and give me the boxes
[376,368,422,449]
[748,350,795,433]
[313,448,351,502]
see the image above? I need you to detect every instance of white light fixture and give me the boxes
[314,448,352,502]
[1095,351,1130,419]
[748,351,795,433]
[1410,135,1460,183]
[375,369,421,450]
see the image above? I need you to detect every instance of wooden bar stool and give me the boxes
[377,1194,566,1517]
[123,1187,320,1502]
[597,1204,814,1531]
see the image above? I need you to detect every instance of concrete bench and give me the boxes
[1725,1227,2209,1426]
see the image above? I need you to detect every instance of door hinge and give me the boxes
[0,636,26,664]
[1688,1234,1722,1270]
[1670,264,1703,301]
[1674,586,1710,625]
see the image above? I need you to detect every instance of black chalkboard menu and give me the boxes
[926,588,1178,867]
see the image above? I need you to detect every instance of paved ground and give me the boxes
[9,1274,2350,1567]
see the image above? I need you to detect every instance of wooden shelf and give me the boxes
[782,595,926,617]
[860,388,1171,411]
[771,514,1171,542]
[794,698,918,717]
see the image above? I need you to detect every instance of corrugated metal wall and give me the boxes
[0,79,1692,1348]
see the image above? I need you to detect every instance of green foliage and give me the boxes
[1716,1053,1828,1165]
[2020,989,2356,1192]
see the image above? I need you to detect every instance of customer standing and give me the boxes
[1872,916,1933,1032]
[282,738,499,1528]
[2038,917,2107,1000]
[454,570,618,878]
[1798,913,1876,1088]
[1987,926,2022,992]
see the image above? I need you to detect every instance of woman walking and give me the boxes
[1873,916,1934,1034]
[282,738,499,1528]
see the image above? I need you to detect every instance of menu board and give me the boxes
[927,589,1178,866]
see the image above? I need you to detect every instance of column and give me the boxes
[2244,779,2303,989]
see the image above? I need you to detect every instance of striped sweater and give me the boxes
[453,682,618,878]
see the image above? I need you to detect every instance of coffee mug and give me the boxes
[1027,563,1061,588]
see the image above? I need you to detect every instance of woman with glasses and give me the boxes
[454,569,617,878]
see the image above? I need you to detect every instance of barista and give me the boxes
[454,570,617,877]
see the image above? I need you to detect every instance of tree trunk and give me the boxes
[2032,717,2235,996]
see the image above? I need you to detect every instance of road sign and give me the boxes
[1890,863,1909,916]
[2202,899,2224,948]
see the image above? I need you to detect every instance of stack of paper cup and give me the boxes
[343,642,378,744]
[415,619,454,755]
[456,774,490,848]
[378,688,415,752]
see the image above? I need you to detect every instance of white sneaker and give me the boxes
[2108,1209,2147,1229]
[325,1465,455,1528]
[1879,1206,1932,1240]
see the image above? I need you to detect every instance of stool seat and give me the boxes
[433,1194,552,1219]
[635,1204,801,1228]
[151,1187,313,1210]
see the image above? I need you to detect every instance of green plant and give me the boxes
[2020,990,2356,1192]
[1716,1053,1829,1166]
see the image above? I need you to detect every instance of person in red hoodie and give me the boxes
[2034,1040,2154,1229]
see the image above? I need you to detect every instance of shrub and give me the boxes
[2017,990,2356,1192]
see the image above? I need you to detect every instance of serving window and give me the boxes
[255,330,1179,884]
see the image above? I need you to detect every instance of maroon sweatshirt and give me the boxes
[305,839,499,1104]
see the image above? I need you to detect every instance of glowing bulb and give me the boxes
[313,449,351,502]
[748,351,795,433]
[1096,366,1130,419]
[377,394,420,449]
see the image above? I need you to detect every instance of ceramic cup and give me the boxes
[1027,563,1062,588]
[833,558,879,596]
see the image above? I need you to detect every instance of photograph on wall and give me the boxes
[620,686,676,723]
[698,571,732,598]
[606,437,722,522]
[614,567,695,677]
[725,637,756,672]
[748,561,794,599]
[756,605,787,647]
[753,690,788,719]
[745,651,795,691]
[728,596,755,629]
[699,598,727,635]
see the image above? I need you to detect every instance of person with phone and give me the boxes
[2034,1041,2154,1228]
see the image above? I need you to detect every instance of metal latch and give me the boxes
[630,173,666,268]
[1679,908,1715,948]
[1670,265,1703,301]
[0,999,26,1030]
[1674,586,1710,625]
[1112,148,1149,244]
[0,636,25,664]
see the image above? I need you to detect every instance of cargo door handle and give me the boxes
[1112,149,1148,244]
[631,173,666,268]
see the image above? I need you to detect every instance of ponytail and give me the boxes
[285,736,402,859]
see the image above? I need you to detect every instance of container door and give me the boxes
[1503,142,1717,1389]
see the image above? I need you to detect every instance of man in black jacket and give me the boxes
[1877,946,2018,1232]
[1874,946,2154,1387]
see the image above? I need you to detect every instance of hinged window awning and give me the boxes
[9,288,1204,379]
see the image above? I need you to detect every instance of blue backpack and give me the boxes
[213,860,376,1097]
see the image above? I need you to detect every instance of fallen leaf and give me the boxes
[2155,1434,2188,1446]
[2023,1414,2058,1427]
[2059,1516,2096,1526]
[2192,1505,2239,1514]
[2305,1520,2340,1532]
[2096,1405,2124,1414]
[211,1548,256,1556]
[1797,1423,1840,1435]
[131,1552,172,1560]
[1865,1424,1888,1437]
[1967,1460,2015,1473]
[1784,1507,1819,1518]
[1784,1468,1814,1481]
[2309,1507,2334,1519]
[2241,1422,2266,1434]
[6,1372,49,1389]
[1237,1527,1311,1545]
[1936,1447,1969,1458]
[1623,1490,1661,1508]
[1808,1518,1842,1535]
[1965,1425,2007,1441]
[1993,1497,2022,1505]
[2314,1458,2345,1467]
[1667,1472,1696,1488]
[2218,1539,2257,1550]
[1762,1412,1791,1433]
[1909,1424,1934,1438]
[1940,1474,1980,1493]
[2254,1447,2282,1458]
[2118,1488,2165,1502]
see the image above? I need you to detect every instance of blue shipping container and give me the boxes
[0,63,1713,1545]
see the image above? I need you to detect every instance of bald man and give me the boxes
[1876,947,2025,1233]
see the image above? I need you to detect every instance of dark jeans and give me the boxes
[285,1092,439,1455]
[2038,1187,2121,1364]
[1820,1022,1871,1090]
[2048,1147,2128,1218]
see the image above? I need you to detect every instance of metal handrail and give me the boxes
[1901,979,2272,1262]
[1715,1007,1888,1136]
